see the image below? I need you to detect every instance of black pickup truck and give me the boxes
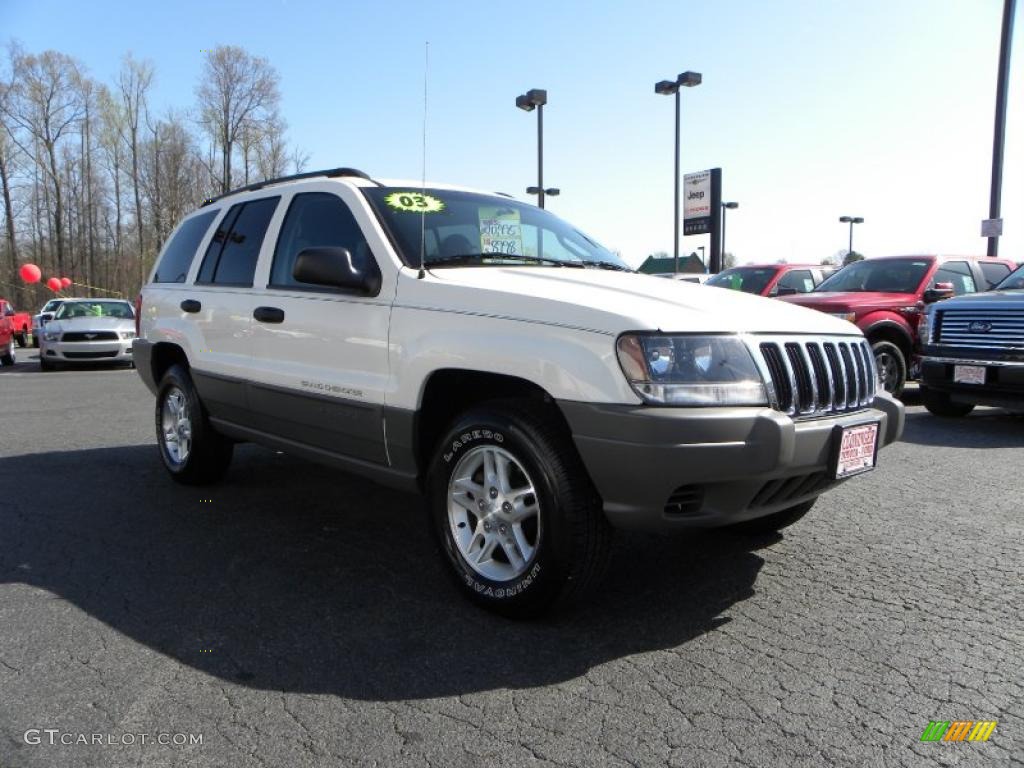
[919,264,1024,416]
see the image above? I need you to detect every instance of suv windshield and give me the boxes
[814,258,931,293]
[363,187,629,271]
[706,267,777,294]
[55,301,134,320]
[996,264,1024,291]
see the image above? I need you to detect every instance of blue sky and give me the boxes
[4,0,1021,268]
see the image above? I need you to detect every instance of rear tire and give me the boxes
[921,386,975,418]
[31,334,39,348]
[871,341,907,397]
[155,364,233,485]
[15,332,27,348]
[729,498,816,535]
[427,399,612,618]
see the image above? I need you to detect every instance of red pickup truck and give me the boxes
[0,299,19,365]
[1,298,33,348]
[779,255,1016,396]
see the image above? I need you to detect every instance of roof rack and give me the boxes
[201,167,377,206]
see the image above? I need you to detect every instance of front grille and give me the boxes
[750,471,836,509]
[62,331,119,342]
[757,337,876,417]
[935,308,1024,350]
[664,485,704,517]
[62,350,118,359]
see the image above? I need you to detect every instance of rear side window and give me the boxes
[197,197,280,286]
[980,262,1010,289]
[269,193,374,289]
[152,211,218,283]
[933,261,976,295]
[775,269,815,293]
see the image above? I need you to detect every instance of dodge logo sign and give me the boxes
[968,321,992,333]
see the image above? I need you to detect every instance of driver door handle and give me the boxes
[253,306,285,324]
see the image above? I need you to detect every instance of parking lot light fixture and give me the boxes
[656,71,702,273]
[516,89,552,208]
[839,215,865,255]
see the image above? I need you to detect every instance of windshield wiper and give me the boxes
[425,253,578,269]
[576,259,633,272]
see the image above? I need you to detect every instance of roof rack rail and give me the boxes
[201,167,377,206]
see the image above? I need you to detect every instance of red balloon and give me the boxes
[46,277,62,292]
[60,277,72,288]
[19,263,42,283]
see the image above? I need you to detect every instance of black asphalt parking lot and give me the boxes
[1,351,1021,767]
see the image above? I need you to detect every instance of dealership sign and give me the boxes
[683,168,721,236]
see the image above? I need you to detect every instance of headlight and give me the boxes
[917,311,931,343]
[616,334,768,406]
[43,331,60,342]
[828,312,857,324]
[120,330,136,339]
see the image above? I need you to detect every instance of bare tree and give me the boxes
[0,74,22,304]
[2,49,84,275]
[117,54,154,287]
[196,45,280,194]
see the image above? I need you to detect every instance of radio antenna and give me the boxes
[418,41,429,279]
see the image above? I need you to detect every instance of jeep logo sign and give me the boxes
[683,171,712,221]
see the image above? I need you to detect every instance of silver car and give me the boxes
[39,299,136,371]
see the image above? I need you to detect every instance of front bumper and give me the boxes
[41,338,134,364]
[559,393,904,532]
[921,355,1024,411]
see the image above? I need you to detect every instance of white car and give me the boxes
[653,272,714,284]
[39,299,136,370]
[31,298,65,348]
[134,167,904,616]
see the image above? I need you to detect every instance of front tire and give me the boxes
[871,341,907,397]
[156,364,233,484]
[921,386,975,418]
[729,498,816,535]
[427,399,612,618]
[0,340,14,366]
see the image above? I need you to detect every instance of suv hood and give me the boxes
[779,291,919,313]
[408,267,860,335]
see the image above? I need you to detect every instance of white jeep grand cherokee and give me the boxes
[134,167,904,616]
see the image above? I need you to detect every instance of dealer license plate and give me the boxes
[833,422,879,480]
[953,365,986,385]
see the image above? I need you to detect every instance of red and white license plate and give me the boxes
[953,365,986,385]
[833,422,879,479]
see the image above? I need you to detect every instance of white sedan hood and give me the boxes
[409,267,858,336]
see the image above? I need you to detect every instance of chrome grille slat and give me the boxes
[936,308,1024,350]
[756,337,876,419]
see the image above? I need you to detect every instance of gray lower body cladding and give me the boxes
[558,395,904,532]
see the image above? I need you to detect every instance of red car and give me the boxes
[705,264,835,297]
[779,255,1016,396]
[1,298,33,348]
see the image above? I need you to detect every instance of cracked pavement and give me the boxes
[0,361,1021,767]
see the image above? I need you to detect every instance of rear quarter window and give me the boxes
[152,210,219,283]
[980,262,1010,289]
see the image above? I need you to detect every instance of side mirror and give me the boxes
[922,281,955,304]
[775,286,798,296]
[293,247,381,295]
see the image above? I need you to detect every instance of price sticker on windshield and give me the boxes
[384,192,446,213]
[479,207,524,256]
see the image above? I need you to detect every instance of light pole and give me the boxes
[655,71,702,273]
[721,202,738,266]
[516,89,558,208]
[697,245,706,272]
[987,0,1016,256]
[839,215,864,255]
